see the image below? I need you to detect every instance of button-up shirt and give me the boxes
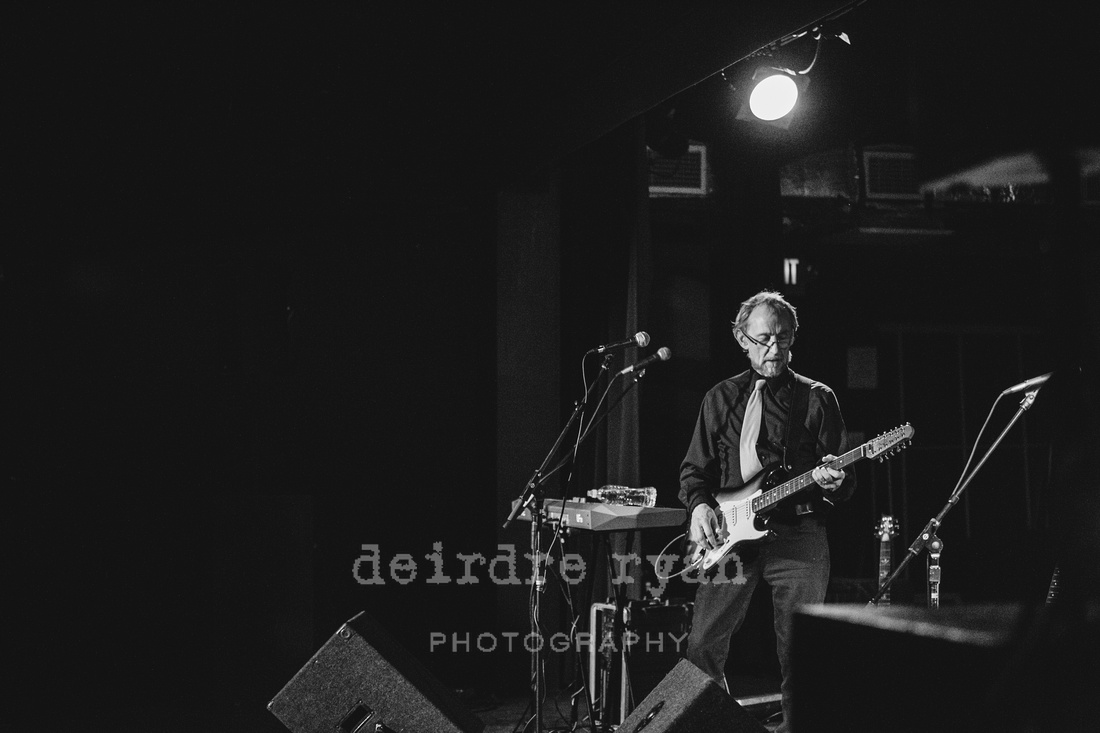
[679,368,854,519]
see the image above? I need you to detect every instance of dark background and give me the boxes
[7,2,1098,730]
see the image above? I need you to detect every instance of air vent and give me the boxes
[863,150,920,200]
[649,144,708,197]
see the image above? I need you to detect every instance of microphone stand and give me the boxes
[503,354,612,733]
[870,388,1042,607]
[503,354,613,529]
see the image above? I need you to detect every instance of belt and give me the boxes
[769,508,817,526]
[794,502,814,516]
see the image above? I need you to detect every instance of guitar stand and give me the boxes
[926,534,944,610]
[871,389,1041,607]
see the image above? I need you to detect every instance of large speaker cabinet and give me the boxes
[790,603,1025,733]
[268,610,484,733]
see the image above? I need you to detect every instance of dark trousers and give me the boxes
[685,517,830,733]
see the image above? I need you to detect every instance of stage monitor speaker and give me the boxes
[268,610,484,733]
[615,659,768,733]
[791,603,1024,733]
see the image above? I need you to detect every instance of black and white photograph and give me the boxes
[8,2,1099,731]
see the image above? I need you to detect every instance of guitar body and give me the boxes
[696,464,785,571]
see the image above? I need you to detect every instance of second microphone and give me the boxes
[618,347,672,376]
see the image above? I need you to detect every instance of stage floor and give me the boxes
[473,675,783,732]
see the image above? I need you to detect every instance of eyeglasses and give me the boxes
[740,329,794,350]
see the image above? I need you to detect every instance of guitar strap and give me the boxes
[783,371,816,516]
[781,370,811,473]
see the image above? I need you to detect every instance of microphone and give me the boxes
[590,331,650,354]
[618,347,672,376]
[1001,372,1053,396]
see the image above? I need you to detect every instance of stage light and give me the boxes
[748,69,800,121]
[725,17,851,131]
[736,66,810,129]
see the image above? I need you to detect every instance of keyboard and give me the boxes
[511,498,685,532]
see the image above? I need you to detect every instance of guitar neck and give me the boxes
[1046,565,1060,605]
[878,541,893,605]
[753,444,865,513]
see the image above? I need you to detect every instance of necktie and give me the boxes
[739,379,766,483]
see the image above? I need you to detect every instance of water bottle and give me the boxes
[587,485,657,508]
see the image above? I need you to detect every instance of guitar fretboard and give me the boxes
[1046,565,1060,605]
[752,444,865,512]
[879,534,893,605]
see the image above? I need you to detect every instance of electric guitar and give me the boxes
[875,515,899,606]
[692,424,914,571]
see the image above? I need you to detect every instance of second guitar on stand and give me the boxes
[875,515,898,606]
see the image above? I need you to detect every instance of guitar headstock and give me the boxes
[875,515,898,541]
[866,423,914,462]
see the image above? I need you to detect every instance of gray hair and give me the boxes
[731,290,799,334]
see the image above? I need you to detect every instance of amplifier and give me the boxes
[588,600,693,726]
